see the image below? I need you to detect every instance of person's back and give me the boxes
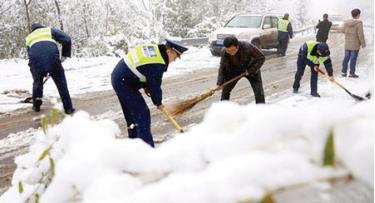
[341,9,366,78]
[316,14,332,43]
[343,18,366,50]
[25,23,74,114]
[26,23,71,72]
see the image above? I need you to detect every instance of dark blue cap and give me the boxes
[317,43,330,57]
[31,23,45,32]
[165,39,188,57]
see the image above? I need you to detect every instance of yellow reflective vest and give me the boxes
[25,28,57,47]
[306,40,329,65]
[123,44,165,82]
[277,19,289,32]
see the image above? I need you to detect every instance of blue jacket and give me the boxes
[27,24,71,72]
[299,43,333,76]
[112,45,169,106]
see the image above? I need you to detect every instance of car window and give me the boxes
[263,16,272,29]
[271,17,278,28]
[225,16,263,28]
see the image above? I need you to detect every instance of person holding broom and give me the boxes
[216,36,266,103]
[111,39,188,147]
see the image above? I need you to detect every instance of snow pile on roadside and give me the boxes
[1,96,372,202]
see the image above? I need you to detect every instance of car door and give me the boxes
[260,16,273,48]
[270,16,279,48]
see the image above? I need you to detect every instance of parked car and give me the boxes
[329,15,344,32]
[208,14,279,56]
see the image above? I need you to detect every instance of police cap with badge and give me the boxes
[165,39,188,57]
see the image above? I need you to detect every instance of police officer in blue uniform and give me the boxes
[277,13,293,56]
[292,40,334,97]
[25,23,75,114]
[111,39,188,147]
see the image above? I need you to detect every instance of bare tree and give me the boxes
[54,0,64,31]
[0,5,12,16]
[22,0,33,32]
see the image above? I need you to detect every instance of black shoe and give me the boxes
[311,92,321,97]
[349,74,359,78]
[32,106,40,112]
[341,73,347,77]
[293,88,298,93]
[65,108,75,115]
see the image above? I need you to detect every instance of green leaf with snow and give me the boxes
[50,109,58,127]
[323,129,335,167]
[35,193,39,203]
[38,147,51,161]
[18,181,23,194]
[49,157,55,177]
[41,116,48,134]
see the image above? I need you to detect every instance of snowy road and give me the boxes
[0,32,373,201]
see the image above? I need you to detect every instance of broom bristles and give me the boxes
[165,90,214,117]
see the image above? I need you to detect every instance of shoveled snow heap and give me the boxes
[0,96,373,203]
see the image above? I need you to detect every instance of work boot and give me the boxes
[65,108,75,115]
[349,74,359,78]
[293,88,298,93]
[311,92,321,97]
[341,73,347,77]
[32,106,40,112]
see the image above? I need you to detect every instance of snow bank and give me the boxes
[1,96,372,202]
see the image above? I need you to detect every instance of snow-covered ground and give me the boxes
[0,51,373,202]
[0,47,219,113]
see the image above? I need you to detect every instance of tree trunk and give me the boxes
[54,0,64,31]
[23,0,32,32]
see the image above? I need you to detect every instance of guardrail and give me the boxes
[176,24,365,46]
[293,26,315,34]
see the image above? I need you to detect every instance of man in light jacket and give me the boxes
[341,9,366,78]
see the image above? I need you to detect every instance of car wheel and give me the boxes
[251,39,262,49]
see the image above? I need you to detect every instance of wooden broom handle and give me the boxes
[213,72,248,92]
[161,108,184,133]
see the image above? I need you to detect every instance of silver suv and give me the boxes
[209,14,279,56]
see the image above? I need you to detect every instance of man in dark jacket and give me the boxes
[111,39,187,147]
[216,36,265,103]
[277,13,293,56]
[316,14,332,43]
[292,40,334,97]
[25,23,75,114]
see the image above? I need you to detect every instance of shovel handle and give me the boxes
[161,108,184,133]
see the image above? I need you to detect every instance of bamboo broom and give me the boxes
[165,71,248,117]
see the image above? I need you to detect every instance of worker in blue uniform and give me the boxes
[25,23,75,114]
[111,39,188,147]
[292,40,334,97]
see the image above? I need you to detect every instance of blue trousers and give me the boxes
[292,54,319,94]
[342,50,359,75]
[30,63,73,111]
[111,74,154,147]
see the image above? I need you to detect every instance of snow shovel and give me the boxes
[21,74,51,103]
[161,107,184,133]
[164,71,248,117]
[315,67,365,101]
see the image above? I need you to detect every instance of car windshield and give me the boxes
[225,16,262,28]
